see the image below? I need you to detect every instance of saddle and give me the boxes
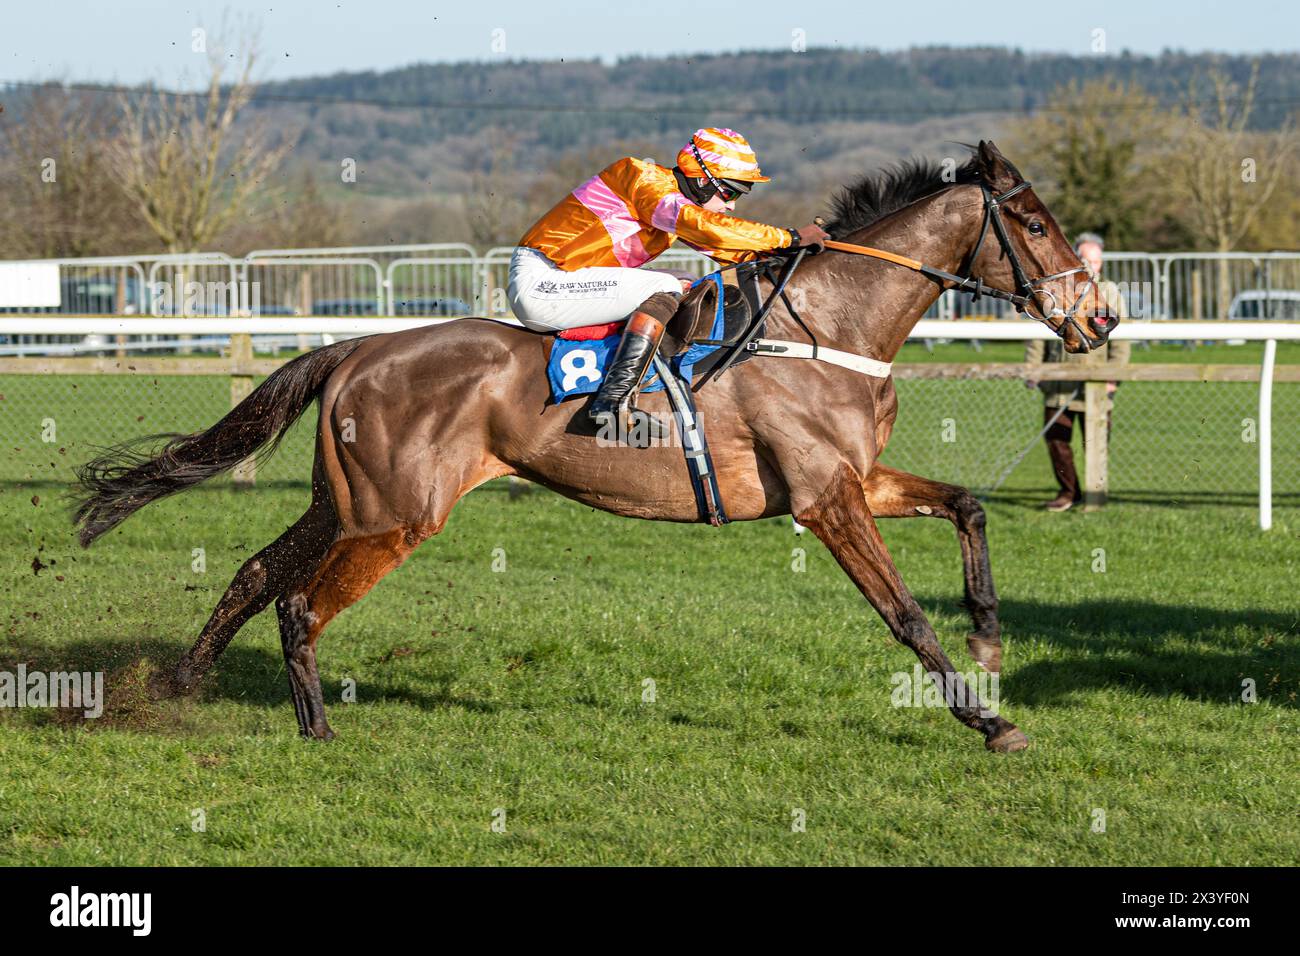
[554,271,757,357]
[658,272,760,377]
[546,266,763,405]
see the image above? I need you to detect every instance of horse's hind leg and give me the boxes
[862,464,1002,674]
[174,495,338,691]
[275,525,430,739]
[798,462,1026,753]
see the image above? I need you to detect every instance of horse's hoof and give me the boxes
[985,726,1029,753]
[149,668,185,700]
[967,635,1002,675]
[302,725,336,741]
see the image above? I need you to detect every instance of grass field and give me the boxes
[0,342,1297,865]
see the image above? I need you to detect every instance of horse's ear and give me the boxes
[976,140,1017,188]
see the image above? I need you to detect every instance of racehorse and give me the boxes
[73,142,1115,751]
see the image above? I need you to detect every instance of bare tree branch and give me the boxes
[107,25,297,254]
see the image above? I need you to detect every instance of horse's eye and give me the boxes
[1028,221,1045,237]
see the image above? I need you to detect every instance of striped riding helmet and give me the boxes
[676,128,771,185]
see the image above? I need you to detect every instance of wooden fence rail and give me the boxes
[2,350,1292,517]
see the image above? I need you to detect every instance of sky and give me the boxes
[3,0,1296,89]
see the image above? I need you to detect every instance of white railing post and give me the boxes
[1260,338,1276,531]
[1149,254,1164,320]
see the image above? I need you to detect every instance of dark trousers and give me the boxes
[1043,405,1113,500]
[1043,407,1081,500]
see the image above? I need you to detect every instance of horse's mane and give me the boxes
[824,150,991,239]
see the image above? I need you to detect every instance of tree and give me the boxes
[1239,144,1300,249]
[1002,79,1172,249]
[1169,65,1300,316]
[108,33,294,254]
[1171,64,1299,254]
[460,129,536,249]
[0,87,154,258]
[266,170,342,250]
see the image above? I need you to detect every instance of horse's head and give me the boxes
[965,141,1118,353]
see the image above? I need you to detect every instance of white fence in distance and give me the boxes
[4,246,1299,324]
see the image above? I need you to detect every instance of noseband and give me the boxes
[957,180,1099,350]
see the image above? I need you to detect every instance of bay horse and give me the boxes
[73,141,1115,752]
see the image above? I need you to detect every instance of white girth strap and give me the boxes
[746,339,893,378]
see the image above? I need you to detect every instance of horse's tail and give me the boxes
[73,336,370,548]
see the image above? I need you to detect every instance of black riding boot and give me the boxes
[588,310,670,444]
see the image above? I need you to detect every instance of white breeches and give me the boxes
[507,246,681,332]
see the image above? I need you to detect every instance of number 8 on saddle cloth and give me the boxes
[545,270,755,404]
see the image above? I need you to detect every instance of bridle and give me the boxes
[820,179,1112,350]
[965,180,1100,349]
[698,176,1118,389]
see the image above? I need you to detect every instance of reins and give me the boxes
[696,177,1107,390]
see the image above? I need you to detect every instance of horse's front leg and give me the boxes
[861,463,1002,674]
[797,461,1026,752]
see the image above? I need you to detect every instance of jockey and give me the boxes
[508,127,829,433]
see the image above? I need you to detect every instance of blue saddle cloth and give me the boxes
[546,272,727,404]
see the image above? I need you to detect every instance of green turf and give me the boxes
[0,367,1297,865]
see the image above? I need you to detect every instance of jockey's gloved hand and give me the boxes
[789,223,830,253]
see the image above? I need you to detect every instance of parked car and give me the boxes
[251,304,299,317]
[391,296,473,317]
[1225,290,1300,344]
[152,303,300,317]
[1228,290,1300,321]
[313,298,381,316]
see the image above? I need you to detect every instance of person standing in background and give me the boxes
[1025,232,1130,512]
